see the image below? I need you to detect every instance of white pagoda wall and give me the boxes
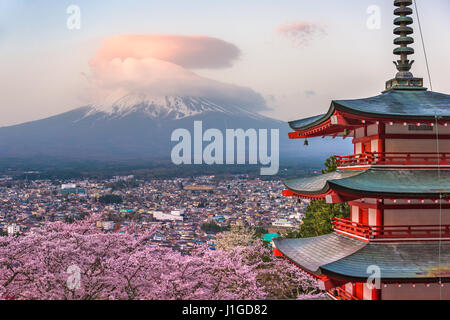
[385,124,450,135]
[343,282,377,300]
[354,125,379,138]
[385,139,450,153]
[382,284,450,300]
[351,199,450,227]
[384,209,450,225]
[353,123,450,154]
[367,124,378,136]
[368,208,378,226]
[355,127,365,139]
[384,123,450,153]
[351,206,359,222]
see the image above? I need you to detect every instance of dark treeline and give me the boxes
[0,158,322,180]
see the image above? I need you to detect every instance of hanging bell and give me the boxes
[304,139,309,146]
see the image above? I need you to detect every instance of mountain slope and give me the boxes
[86,95,267,121]
[0,95,352,163]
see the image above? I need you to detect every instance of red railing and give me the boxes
[333,218,450,241]
[328,287,359,300]
[332,218,371,238]
[336,152,450,167]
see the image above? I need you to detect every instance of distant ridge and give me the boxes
[0,94,352,164]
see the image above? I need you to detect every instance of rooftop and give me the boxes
[289,90,450,132]
[284,169,450,199]
[274,233,450,281]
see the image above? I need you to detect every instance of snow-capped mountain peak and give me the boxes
[84,94,267,121]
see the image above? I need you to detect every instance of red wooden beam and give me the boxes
[273,248,283,257]
[288,107,450,140]
[282,189,329,200]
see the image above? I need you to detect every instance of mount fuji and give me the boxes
[0,94,352,165]
[85,95,268,121]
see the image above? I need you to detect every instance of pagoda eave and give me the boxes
[289,109,450,139]
[282,189,358,203]
[321,270,450,286]
[283,187,449,204]
[288,90,450,139]
[274,234,450,284]
[284,169,450,204]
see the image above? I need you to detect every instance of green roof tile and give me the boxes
[275,233,450,280]
[289,90,450,131]
[284,169,450,197]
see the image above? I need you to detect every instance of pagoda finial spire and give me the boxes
[393,0,415,78]
[385,0,426,92]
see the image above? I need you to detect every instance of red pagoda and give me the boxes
[273,0,450,300]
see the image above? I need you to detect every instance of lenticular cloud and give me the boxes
[91,34,241,69]
[88,34,268,112]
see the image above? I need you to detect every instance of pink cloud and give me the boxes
[87,34,267,112]
[91,34,240,69]
[276,22,326,47]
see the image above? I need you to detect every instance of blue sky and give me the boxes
[0,0,449,126]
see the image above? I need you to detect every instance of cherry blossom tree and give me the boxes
[215,223,325,299]
[235,242,324,300]
[215,221,256,250]
[0,217,322,300]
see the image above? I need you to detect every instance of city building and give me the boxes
[274,0,450,300]
[61,183,77,190]
[60,183,87,196]
[0,174,299,254]
[153,210,184,222]
[272,219,295,228]
[7,223,20,235]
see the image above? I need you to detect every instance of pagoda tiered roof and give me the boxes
[274,233,450,282]
[284,169,450,200]
[278,0,450,295]
[288,90,450,138]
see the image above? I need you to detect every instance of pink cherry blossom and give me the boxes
[0,217,323,300]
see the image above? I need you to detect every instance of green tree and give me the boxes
[298,201,349,238]
[322,156,337,174]
[201,221,229,233]
[296,156,350,238]
[98,194,123,204]
[254,227,268,237]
